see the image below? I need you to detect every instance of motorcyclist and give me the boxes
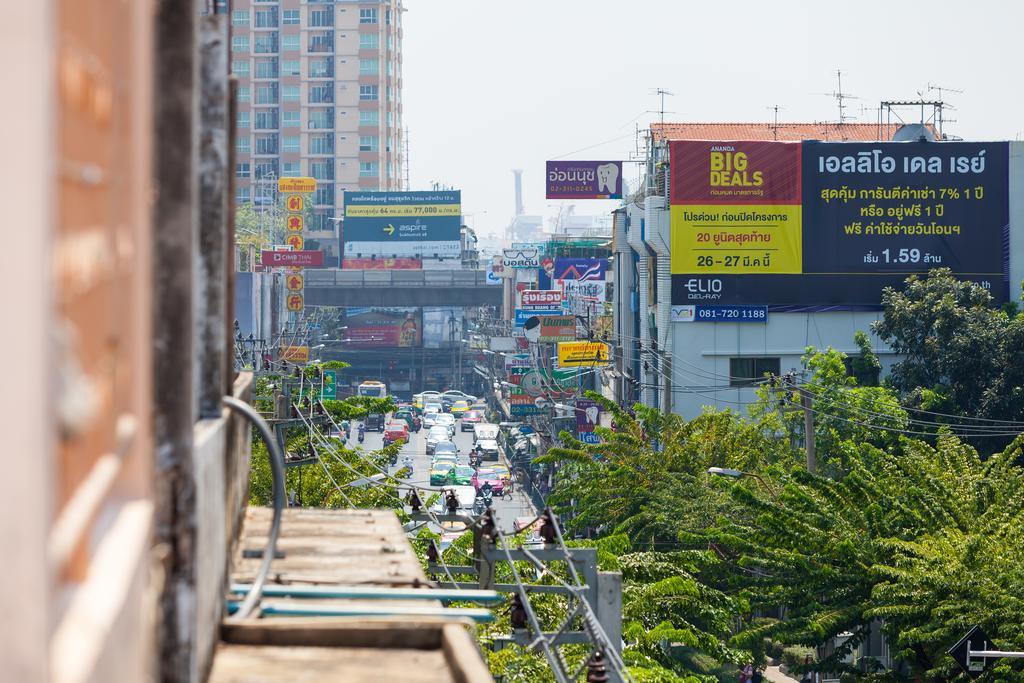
[480,480,493,507]
[402,454,413,475]
[357,422,365,443]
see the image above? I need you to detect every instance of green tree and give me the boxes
[694,434,1024,681]
[872,268,1024,452]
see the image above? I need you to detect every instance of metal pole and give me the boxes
[802,389,817,474]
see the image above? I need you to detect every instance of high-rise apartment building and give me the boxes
[230,0,404,253]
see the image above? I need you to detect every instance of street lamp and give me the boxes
[706,467,778,497]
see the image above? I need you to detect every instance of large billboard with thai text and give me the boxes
[669,140,1010,307]
[342,190,461,263]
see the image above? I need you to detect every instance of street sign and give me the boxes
[260,250,325,267]
[286,195,304,212]
[557,341,610,368]
[286,293,304,312]
[280,345,309,363]
[286,274,304,291]
[286,214,304,231]
[286,234,304,250]
[322,370,337,400]
[278,177,316,193]
[949,626,996,678]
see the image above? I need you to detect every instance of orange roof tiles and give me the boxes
[650,122,937,143]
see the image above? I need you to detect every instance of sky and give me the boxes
[402,0,1024,246]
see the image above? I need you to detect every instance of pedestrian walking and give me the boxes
[739,663,753,682]
[751,668,763,683]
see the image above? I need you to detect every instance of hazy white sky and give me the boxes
[402,0,1023,244]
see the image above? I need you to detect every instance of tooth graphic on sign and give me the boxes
[596,163,619,193]
[585,405,599,425]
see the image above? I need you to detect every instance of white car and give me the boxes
[476,438,500,461]
[434,413,456,437]
[430,485,477,515]
[425,426,450,454]
[422,406,441,428]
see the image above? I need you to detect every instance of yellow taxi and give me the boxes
[450,400,470,417]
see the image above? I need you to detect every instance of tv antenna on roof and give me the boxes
[823,70,859,125]
[927,82,963,137]
[766,105,785,140]
[651,88,675,125]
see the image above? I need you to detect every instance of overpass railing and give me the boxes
[306,269,491,287]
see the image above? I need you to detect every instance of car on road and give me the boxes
[460,410,483,431]
[490,463,511,484]
[393,408,420,433]
[430,486,476,515]
[429,461,456,486]
[443,390,477,405]
[433,441,460,459]
[432,453,458,469]
[364,412,385,432]
[476,438,500,461]
[425,426,450,454]
[382,421,409,447]
[471,468,505,495]
[450,400,470,417]
[422,406,442,428]
[434,413,456,437]
[473,422,499,444]
[448,465,475,486]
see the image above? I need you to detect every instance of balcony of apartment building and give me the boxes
[252,57,279,81]
[307,30,334,54]
[252,31,279,55]
[308,56,335,80]
[252,7,278,31]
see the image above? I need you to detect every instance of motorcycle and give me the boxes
[357,424,365,444]
[481,490,493,509]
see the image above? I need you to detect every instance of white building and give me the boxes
[612,123,1024,417]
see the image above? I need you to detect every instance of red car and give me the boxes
[471,468,505,495]
[382,421,409,447]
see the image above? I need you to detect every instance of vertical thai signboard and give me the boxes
[280,177,315,313]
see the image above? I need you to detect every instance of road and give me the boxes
[356,417,538,532]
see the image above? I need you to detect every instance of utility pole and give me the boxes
[802,389,817,474]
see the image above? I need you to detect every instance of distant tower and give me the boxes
[512,169,524,217]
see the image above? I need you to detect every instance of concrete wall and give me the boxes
[191,371,254,683]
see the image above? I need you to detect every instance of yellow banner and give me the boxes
[670,204,802,274]
[280,345,309,362]
[557,341,610,367]
[278,177,317,193]
[344,204,462,218]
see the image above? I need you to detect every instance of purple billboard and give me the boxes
[546,161,623,200]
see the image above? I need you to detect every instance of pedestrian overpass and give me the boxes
[304,269,503,308]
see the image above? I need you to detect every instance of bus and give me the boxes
[357,380,388,398]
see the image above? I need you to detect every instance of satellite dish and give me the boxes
[523,316,541,343]
[892,123,935,142]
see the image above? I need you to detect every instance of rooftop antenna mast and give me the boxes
[767,104,785,140]
[927,82,963,138]
[823,69,859,126]
[654,88,675,125]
